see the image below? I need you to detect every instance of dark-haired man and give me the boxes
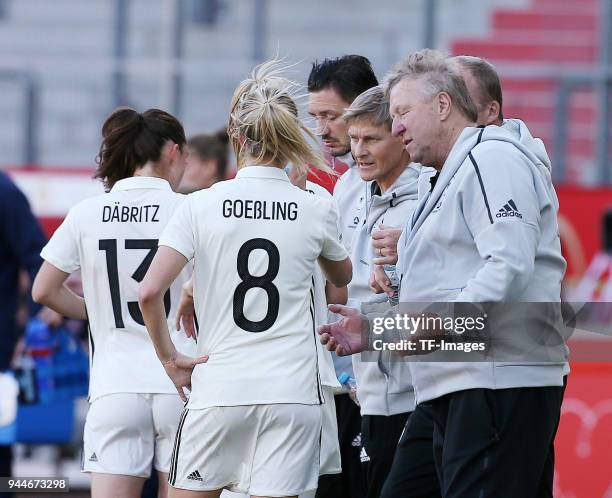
[308,55,378,498]
[308,55,378,252]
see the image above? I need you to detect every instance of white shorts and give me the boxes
[83,393,184,477]
[320,386,341,475]
[169,404,322,496]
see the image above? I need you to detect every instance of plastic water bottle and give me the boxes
[16,354,38,404]
[383,264,400,306]
[25,318,55,403]
[338,372,356,389]
[338,372,359,405]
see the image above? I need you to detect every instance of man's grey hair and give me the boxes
[342,85,391,130]
[384,49,478,123]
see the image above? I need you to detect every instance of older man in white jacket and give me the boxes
[372,55,566,498]
[341,85,441,498]
[320,50,567,498]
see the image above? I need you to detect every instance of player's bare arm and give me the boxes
[318,255,352,288]
[32,261,87,320]
[139,246,208,401]
[325,280,347,305]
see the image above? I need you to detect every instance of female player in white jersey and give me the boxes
[32,108,203,498]
[139,61,353,498]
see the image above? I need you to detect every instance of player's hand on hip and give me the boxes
[176,285,197,339]
[371,225,402,265]
[318,304,367,356]
[162,351,208,402]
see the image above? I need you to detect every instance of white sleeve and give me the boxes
[40,207,80,274]
[320,199,348,261]
[159,196,196,261]
[332,197,343,236]
[455,145,541,302]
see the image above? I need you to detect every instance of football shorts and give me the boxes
[83,392,183,477]
[169,403,322,496]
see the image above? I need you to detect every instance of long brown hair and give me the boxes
[95,107,186,190]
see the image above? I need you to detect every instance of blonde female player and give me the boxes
[139,61,353,498]
[32,108,203,498]
[173,166,347,498]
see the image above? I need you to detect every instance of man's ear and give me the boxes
[486,101,501,125]
[437,92,452,121]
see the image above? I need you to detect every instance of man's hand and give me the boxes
[369,265,396,297]
[175,285,197,339]
[161,351,209,402]
[368,269,384,294]
[318,304,367,356]
[371,225,402,265]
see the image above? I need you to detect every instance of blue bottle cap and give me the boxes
[338,372,350,385]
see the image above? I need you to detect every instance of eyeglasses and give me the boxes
[309,116,332,136]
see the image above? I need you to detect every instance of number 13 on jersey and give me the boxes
[99,239,171,328]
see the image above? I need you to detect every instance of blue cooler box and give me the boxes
[0,400,74,444]
[0,419,16,444]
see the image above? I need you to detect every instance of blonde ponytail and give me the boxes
[228,60,332,177]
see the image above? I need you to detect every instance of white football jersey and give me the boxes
[159,166,347,408]
[305,181,342,390]
[41,176,197,402]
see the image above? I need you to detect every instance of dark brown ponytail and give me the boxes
[95,107,186,191]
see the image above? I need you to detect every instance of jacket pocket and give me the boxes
[386,360,414,395]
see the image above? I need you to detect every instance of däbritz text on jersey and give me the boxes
[102,203,160,223]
